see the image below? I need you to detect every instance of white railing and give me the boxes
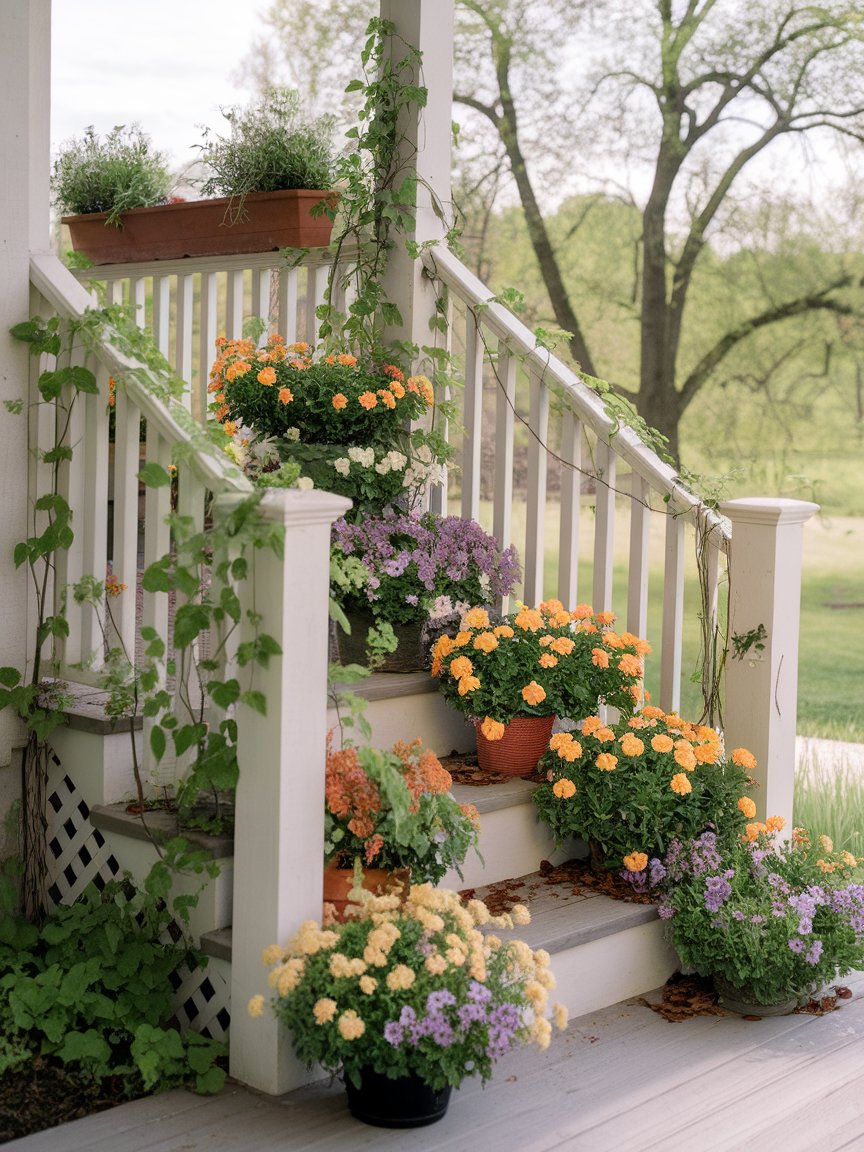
[422,245,728,716]
[73,249,337,424]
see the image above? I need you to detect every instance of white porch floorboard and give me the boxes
[10,970,864,1152]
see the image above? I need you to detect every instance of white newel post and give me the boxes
[225,488,350,1095]
[722,498,819,829]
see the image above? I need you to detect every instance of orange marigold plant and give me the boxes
[432,601,649,730]
[533,708,757,873]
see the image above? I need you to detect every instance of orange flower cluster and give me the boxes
[325,738,382,848]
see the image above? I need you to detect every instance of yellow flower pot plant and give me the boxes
[248,883,568,1127]
[431,600,650,776]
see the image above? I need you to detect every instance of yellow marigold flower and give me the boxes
[819,833,834,852]
[313,998,338,1025]
[674,747,697,771]
[464,606,491,629]
[651,734,674,754]
[458,675,481,696]
[480,716,506,742]
[386,964,417,991]
[540,598,565,615]
[581,715,603,735]
[670,772,693,796]
[425,953,448,976]
[389,379,406,399]
[619,733,645,757]
[247,994,265,1018]
[731,747,757,770]
[336,352,357,366]
[449,655,473,680]
[591,647,610,669]
[694,744,719,765]
[594,727,615,743]
[766,815,785,833]
[553,1002,569,1030]
[453,630,472,647]
[358,391,378,410]
[595,753,618,772]
[553,778,576,799]
[538,634,554,647]
[332,393,348,410]
[473,631,499,653]
[744,821,767,841]
[257,365,277,386]
[278,387,293,405]
[521,681,547,706]
[628,716,648,729]
[623,851,649,872]
[377,388,397,409]
[539,652,558,668]
[515,607,544,632]
[359,975,377,995]
[641,705,664,720]
[337,1010,365,1040]
[494,624,515,638]
[550,636,575,656]
[261,944,284,967]
[737,796,757,819]
[557,739,582,762]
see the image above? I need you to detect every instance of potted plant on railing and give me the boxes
[432,601,650,776]
[653,823,864,1015]
[323,732,481,918]
[532,706,757,874]
[53,89,337,264]
[248,883,568,1127]
[330,508,521,672]
[209,336,449,515]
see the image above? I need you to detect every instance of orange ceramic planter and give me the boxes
[474,714,555,777]
[323,862,410,922]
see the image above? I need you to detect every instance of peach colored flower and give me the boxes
[332,393,348,410]
[278,387,293,405]
[623,851,648,872]
[651,734,674,754]
[337,1010,365,1040]
[494,625,515,638]
[449,655,474,680]
[731,747,757,770]
[674,746,697,771]
[480,717,506,741]
[550,636,575,656]
[539,653,558,668]
[458,675,481,696]
[556,739,582,762]
[619,733,645,757]
[766,815,785,833]
[617,654,643,677]
[595,753,618,772]
[521,681,547,706]
[591,647,610,669]
[581,716,603,736]
[737,796,757,819]
[552,778,576,799]
[313,998,337,1025]
[257,366,277,386]
[464,607,491,629]
[670,772,692,795]
[473,631,499,654]
[358,391,378,410]
[515,607,544,632]
[247,995,265,1018]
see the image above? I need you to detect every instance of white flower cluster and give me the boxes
[428,595,471,623]
[332,446,406,477]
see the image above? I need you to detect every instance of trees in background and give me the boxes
[239,0,864,462]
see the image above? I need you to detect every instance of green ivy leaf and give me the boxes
[240,690,266,716]
[138,462,172,488]
[150,725,166,763]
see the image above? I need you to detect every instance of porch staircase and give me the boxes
[47,674,677,1042]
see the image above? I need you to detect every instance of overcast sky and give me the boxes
[51,0,269,175]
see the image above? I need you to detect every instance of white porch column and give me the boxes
[722,498,819,829]
[224,488,350,1095]
[0,1,51,831]
[378,0,454,351]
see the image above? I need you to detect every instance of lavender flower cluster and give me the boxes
[333,509,521,624]
[382,982,522,1061]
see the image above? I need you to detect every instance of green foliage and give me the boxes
[51,124,172,226]
[533,709,753,872]
[0,878,225,1093]
[198,87,335,199]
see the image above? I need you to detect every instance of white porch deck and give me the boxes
[11,970,864,1152]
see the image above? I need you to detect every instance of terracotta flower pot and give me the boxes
[62,188,336,264]
[473,714,556,777]
[323,861,410,922]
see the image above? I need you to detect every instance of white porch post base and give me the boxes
[224,489,349,1095]
[721,497,819,828]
